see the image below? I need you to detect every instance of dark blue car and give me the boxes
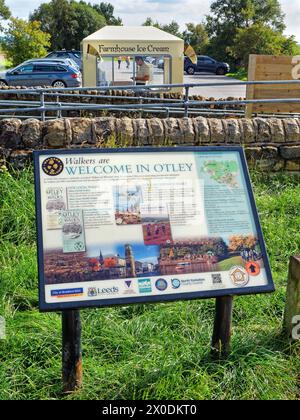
[184,55,230,76]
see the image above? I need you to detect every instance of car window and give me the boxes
[17,64,34,73]
[34,64,56,72]
[55,65,67,72]
[72,52,81,59]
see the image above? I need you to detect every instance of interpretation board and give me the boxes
[34,147,274,312]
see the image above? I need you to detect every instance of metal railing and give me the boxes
[0,80,300,120]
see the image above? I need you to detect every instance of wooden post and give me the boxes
[284,256,300,340]
[62,310,83,393]
[211,296,233,358]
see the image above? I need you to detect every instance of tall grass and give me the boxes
[0,168,299,400]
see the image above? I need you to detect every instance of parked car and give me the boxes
[45,50,82,70]
[0,60,82,87]
[184,55,230,75]
[26,57,80,72]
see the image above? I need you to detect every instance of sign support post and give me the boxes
[211,296,233,358]
[62,310,83,393]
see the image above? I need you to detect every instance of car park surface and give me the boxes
[184,73,246,97]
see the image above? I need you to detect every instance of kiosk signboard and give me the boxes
[34,147,274,311]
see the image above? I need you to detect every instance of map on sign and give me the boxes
[34,147,274,312]
[202,160,239,188]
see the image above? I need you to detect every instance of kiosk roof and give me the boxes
[83,25,183,43]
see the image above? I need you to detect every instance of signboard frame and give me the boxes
[34,146,275,312]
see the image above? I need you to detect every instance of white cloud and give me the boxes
[4,0,300,41]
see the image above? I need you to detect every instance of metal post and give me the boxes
[184,86,189,118]
[56,95,62,119]
[211,296,233,358]
[40,92,45,122]
[62,310,82,393]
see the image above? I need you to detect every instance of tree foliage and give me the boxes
[143,18,182,38]
[1,18,51,67]
[229,235,257,252]
[205,0,288,67]
[92,2,122,25]
[0,0,10,30]
[29,0,109,50]
[230,24,299,67]
[183,23,209,54]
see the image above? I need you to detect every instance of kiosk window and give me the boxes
[96,55,172,88]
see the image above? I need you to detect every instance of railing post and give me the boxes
[56,95,62,119]
[184,85,189,118]
[40,91,45,122]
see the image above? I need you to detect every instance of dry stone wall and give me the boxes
[1,116,300,171]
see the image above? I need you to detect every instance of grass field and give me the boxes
[217,256,244,272]
[0,166,299,400]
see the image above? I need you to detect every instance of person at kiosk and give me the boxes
[133,56,153,86]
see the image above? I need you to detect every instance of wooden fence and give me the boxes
[246,54,300,117]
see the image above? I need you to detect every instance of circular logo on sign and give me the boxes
[155,278,168,291]
[230,266,249,287]
[171,278,181,289]
[42,157,64,176]
[245,261,261,276]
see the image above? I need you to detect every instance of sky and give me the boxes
[4,0,300,42]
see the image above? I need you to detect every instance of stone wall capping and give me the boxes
[0,116,300,171]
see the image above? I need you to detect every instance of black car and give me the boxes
[184,55,230,75]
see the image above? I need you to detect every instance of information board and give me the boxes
[34,147,274,311]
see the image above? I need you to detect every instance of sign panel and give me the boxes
[34,147,274,311]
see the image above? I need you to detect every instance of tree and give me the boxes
[230,23,299,67]
[142,18,182,38]
[30,0,106,50]
[92,2,122,25]
[183,23,209,54]
[0,0,10,30]
[228,235,257,252]
[205,0,286,67]
[2,18,51,67]
[70,1,107,48]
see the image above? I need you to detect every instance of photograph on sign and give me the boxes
[34,147,274,311]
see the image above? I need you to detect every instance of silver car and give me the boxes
[25,57,80,72]
[0,60,82,87]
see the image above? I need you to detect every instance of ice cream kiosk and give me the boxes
[81,26,184,93]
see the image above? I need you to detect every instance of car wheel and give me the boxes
[186,66,195,75]
[216,67,226,76]
[0,80,8,87]
[52,80,66,88]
